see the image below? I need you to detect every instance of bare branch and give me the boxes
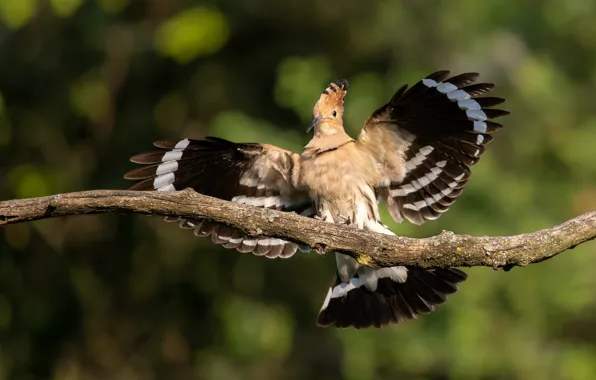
[0,189,594,269]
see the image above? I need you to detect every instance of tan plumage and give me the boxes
[125,71,508,328]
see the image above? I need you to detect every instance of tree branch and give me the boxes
[0,189,594,269]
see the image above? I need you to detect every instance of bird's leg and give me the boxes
[339,214,352,225]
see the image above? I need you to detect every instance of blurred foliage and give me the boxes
[154,7,229,64]
[0,0,595,379]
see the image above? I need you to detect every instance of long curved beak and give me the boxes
[307,116,322,133]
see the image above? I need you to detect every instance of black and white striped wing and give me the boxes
[358,71,509,225]
[125,137,313,258]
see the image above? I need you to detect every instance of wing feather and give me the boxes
[125,137,313,257]
[356,71,508,224]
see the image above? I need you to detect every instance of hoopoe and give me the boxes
[125,71,508,328]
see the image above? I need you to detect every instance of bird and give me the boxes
[124,70,508,328]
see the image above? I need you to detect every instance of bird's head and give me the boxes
[307,79,349,135]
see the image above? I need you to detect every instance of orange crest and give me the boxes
[314,79,349,117]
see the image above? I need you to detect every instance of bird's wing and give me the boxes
[125,137,313,258]
[356,71,508,224]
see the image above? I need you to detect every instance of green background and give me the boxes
[1,0,595,379]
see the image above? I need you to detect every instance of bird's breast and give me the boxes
[297,151,381,227]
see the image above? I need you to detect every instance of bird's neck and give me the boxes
[303,130,354,156]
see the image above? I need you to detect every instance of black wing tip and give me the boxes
[427,70,451,80]
[316,314,335,328]
[477,97,506,107]
[129,151,158,164]
[152,137,239,149]
[126,179,154,191]
[475,82,495,90]
[450,72,480,81]
[437,267,468,282]
[486,109,511,118]
[123,169,140,180]
[153,138,184,148]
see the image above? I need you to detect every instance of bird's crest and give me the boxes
[321,79,349,106]
[312,79,349,120]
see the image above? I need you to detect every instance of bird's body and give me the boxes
[300,141,381,227]
[125,71,508,328]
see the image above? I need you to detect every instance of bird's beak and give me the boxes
[307,116,322,133]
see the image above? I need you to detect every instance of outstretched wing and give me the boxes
[125,137,313,258]
[356,71,509,224]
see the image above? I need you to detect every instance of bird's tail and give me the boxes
[316,263,467,328]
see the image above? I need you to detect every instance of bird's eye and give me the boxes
[332,110,337,117]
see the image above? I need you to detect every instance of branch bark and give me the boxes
[0,189,594,269]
